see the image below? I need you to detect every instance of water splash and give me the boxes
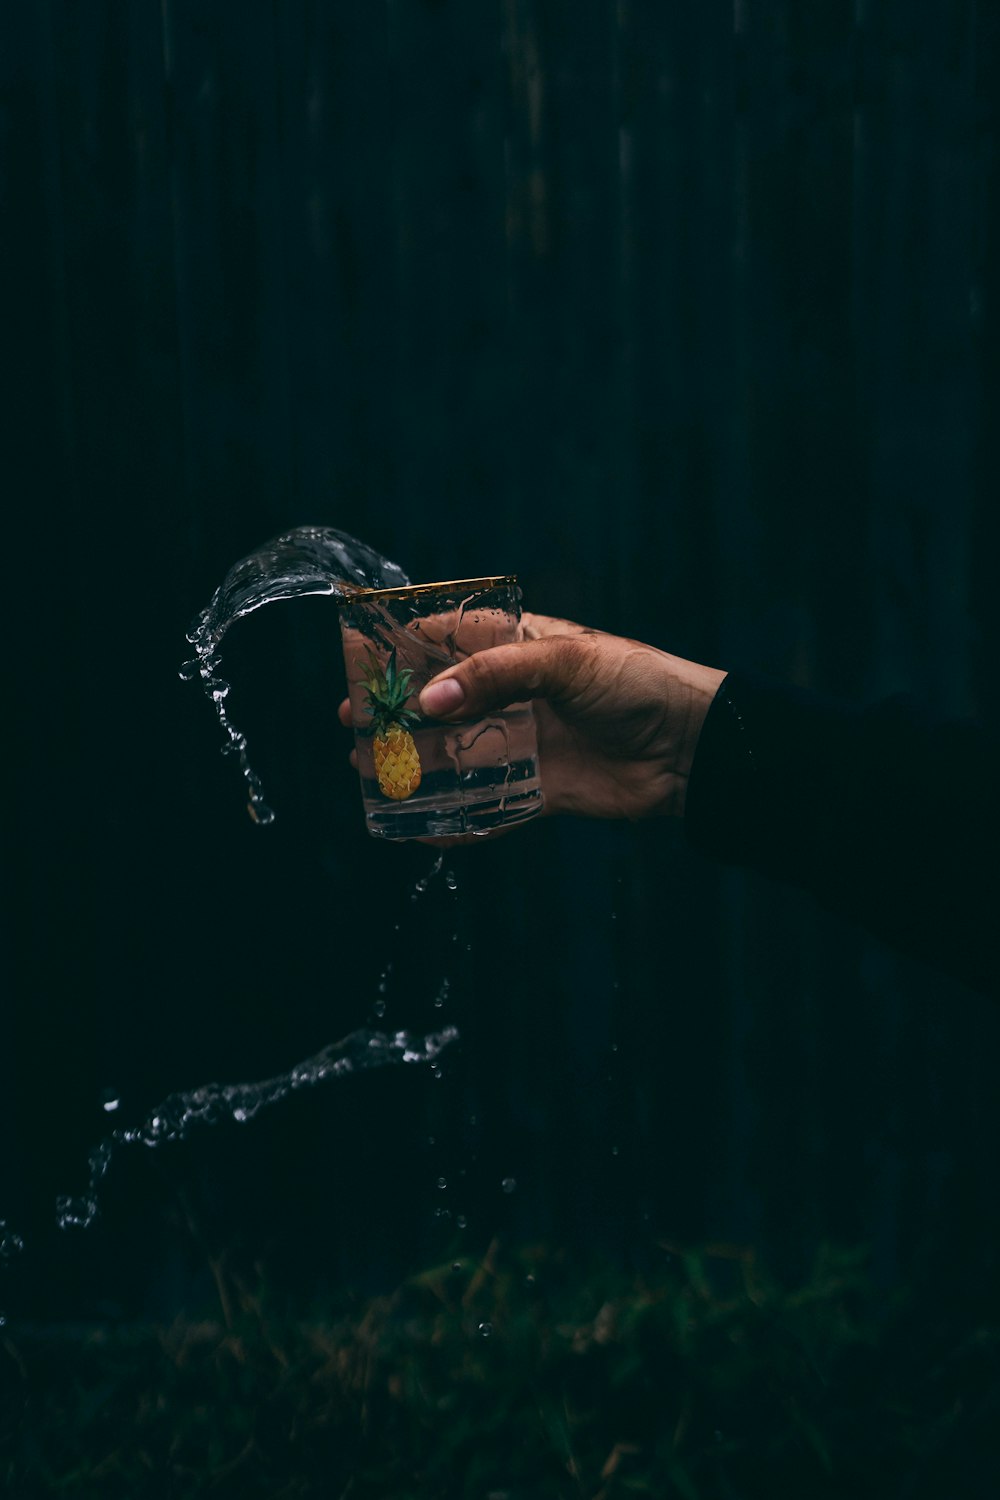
[0,539,469,1267]
[55,1024,459,1233]
[181,525,410,823]
[48,850,457,1238]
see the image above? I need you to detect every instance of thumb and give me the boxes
[418,636,590,720]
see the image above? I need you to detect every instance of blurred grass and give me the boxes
[2,1236,999,1498]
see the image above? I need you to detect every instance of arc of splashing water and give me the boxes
[55,1024,460,1233]
[181,525,413,825]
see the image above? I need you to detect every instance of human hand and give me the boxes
[338,613,725,824]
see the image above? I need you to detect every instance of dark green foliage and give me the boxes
[3,1238,998,1499]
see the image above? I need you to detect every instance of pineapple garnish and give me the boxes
[357,647,423,800]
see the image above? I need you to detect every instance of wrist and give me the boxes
[654,655,727,819]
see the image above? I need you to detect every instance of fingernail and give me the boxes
[420,676,465,715]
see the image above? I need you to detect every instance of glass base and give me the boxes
[365,787,544,841]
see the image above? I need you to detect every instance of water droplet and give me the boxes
[427,1135,436,1146]
[501,1177,516,1194]
[0,1224,25,1260]
[456,1214,467,1229]
[437,1176,447,1190]
[478,1322,493,1338]
[611,1145,619,1157]
[233,1107,249,1123]
[525,1273,536,1285]
[56,1195,97,1231]
[101,1089,120,1113]
[452,1261,462,1273]
[445,869,458,890]
[178,659,200,681]
[611,1043,619,1053]
[373,998,386,1018]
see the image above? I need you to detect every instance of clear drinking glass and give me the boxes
[338,575,544,840]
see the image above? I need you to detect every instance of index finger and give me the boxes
[521,612,601,641]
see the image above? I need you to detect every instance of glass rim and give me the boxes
[339,574,518,604]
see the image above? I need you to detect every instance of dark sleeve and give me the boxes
[684,673,999,996]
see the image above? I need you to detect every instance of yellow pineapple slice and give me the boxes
[373,726,422,799]
[357,647,423,801]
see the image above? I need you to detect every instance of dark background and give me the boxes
[4,0,1000,1321]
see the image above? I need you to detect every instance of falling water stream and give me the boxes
[7,527,468,1265]
[179,524,410,824]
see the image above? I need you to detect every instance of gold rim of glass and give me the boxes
[339,574,518,604]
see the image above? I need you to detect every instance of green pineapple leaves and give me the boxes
[356,646,423,739]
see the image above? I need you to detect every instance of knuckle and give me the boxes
[547,634,597,688]
[458,631,601,709]
[463,648,508,703]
